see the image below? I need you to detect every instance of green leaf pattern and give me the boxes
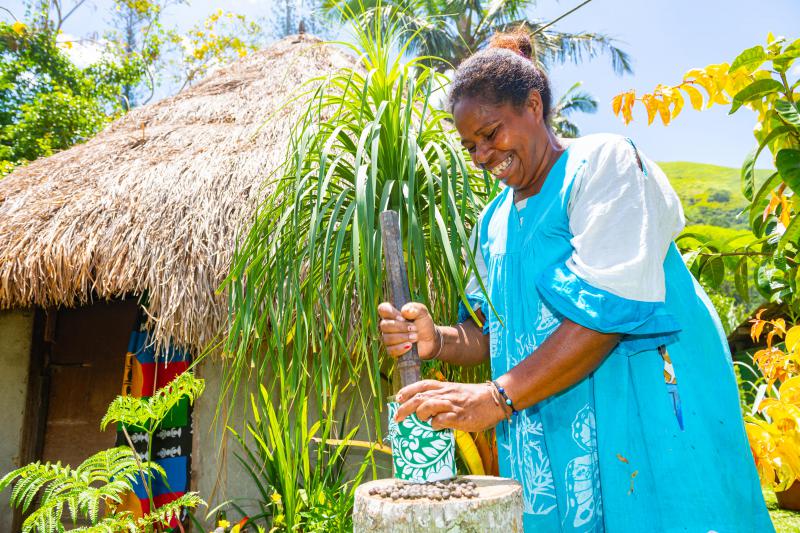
[387,402,455,482]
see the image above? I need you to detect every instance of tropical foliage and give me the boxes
[745,316,800,491]
[230,384,370,531]
[101,371,204,514]
[0,0,262,175]
[324,0,632,73]
[550,81,597,138]
[1,372,206,532]
[613,35,800,312]
[221,12,493,525]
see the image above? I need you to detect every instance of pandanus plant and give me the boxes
[223,11,493,435]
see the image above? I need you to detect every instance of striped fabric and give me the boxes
[116,318,193,529]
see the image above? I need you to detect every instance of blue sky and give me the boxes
[5,0,799,167]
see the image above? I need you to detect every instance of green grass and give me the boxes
[658,161,773,229]
[766,488,800,532]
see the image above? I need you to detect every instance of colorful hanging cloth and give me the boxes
[117,316,193,529]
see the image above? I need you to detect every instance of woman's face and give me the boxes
[453,92,550,194]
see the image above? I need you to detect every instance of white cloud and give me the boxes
[56,32,110,68]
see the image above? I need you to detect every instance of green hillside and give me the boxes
[658,161,772,229]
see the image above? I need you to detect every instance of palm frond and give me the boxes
[553,83,597,116]
[532,28,633,75]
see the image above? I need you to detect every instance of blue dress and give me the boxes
[459,135,773,532]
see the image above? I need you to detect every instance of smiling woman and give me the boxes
[378,31,775,532]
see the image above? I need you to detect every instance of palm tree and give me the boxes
[326,0,632,74]
[550,81,597,138]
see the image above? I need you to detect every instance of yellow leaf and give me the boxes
[11,21,26,35]
[611,93,624,116]
[779,195,791,227]
[682,84,704,111]
[779,376,800,405]
[642,94,658,125]
[768,32,776,44]
[455,429,485,475]
[670,90,684,119]
[751,316,767,342]
[764,192,781,222]
[785,326,800,352]
[622,91,635,125]
[657,99,671,125]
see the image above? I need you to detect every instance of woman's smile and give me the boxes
[488,153,514,179]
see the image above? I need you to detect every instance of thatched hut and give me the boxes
[0,34,354,528]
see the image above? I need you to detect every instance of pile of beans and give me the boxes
[368,478,479,501]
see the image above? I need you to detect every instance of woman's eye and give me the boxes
[487,127,498,140]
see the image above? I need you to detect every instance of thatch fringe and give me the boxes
[0,35,354,352]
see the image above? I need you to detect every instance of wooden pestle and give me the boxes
[380,210,421,387]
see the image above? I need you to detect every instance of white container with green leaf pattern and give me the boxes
[387,400,456,483]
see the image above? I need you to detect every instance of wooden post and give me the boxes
[353,475,524,532]
[380,210,421,387]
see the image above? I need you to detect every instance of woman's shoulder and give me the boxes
[566,133,636,162]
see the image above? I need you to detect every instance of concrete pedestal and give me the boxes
[353,475,523,533]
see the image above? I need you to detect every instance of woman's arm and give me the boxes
[394,318,619,430]
[494,318,619,410]
[377,302,490,367]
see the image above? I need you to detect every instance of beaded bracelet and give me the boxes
[490,380,519,420]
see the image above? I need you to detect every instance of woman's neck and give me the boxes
[514,132,568,202]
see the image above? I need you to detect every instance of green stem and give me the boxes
[121,425,157,516]
[696,251,770,258]
[781,72,794,104]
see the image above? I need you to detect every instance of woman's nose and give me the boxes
[474,141,492,169]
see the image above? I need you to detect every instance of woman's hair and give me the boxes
[449,30,552,121]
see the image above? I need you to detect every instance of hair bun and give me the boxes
[488,30,533,61]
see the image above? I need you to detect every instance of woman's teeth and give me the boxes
[490,155,512,177]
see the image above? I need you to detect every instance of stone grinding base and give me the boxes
[353,475,523,533]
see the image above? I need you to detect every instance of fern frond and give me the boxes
[137,492,205,528]
[2,447,165,533]
[65,513,137,533]
[101,373,205,431]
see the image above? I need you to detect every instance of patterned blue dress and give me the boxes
[460,134,773,532]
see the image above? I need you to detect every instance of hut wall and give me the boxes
[193,360,264,517]
[0,309,34,532]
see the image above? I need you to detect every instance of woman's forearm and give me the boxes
[435,312,490,367]
[495,318,620,410]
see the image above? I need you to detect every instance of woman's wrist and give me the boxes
[430,325,445,360]
[485,382,512,424]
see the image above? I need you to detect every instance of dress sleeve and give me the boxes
[458,222,490,334]
[536,137,685,353]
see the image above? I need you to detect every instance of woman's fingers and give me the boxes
[383,332,418,345]
[379,318,417,334]
[395,380,445,419]
[429,412,458,431]
[385,342,413,358]
[415,398,452,422]
[377,302,401,320]
[400,302,430,321]
[397,379,443,403]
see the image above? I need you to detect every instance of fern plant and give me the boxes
[101,371,205,512]
[2,372,206,532]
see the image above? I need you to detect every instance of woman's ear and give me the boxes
[526,90,543,124]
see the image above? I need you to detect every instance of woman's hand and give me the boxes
[394,380,508,432]
[378,302,440,360]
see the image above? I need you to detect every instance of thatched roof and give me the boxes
[0,35,354,352]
